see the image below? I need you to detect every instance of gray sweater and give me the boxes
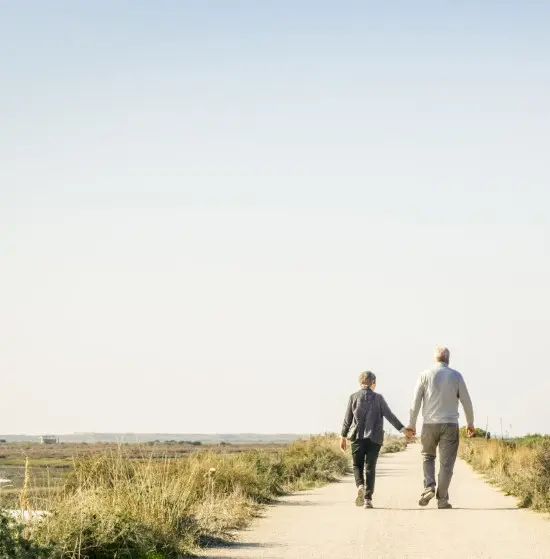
[341,388,405,446]
[409,363,474,427]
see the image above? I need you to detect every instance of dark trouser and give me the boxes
[351,438,382,498]
[421,423,459,505]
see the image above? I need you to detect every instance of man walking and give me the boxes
[408,346,474,509]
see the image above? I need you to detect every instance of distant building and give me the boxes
[39,435,59,444]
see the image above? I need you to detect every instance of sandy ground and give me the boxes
[201,444,550,559]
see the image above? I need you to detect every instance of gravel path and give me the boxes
[202,444,550,559]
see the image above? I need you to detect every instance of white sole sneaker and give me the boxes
[419,488,436,507]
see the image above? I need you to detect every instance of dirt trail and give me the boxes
[202,444,550,559]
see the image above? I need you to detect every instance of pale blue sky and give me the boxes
[1,2,549,436]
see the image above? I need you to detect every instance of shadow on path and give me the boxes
[198,539,280,559]
[277,499,321,507]
[372,507,519,511]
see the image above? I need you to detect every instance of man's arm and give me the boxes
[379,396,406,433]
[408,375,425,429]
[458,374,474,428]
[341,395,354,439]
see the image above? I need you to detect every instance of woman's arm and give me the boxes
[341,395,354,438]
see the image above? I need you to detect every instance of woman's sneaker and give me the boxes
[355,485,365,506]
[418,487,436,507]
[364,499,374,509]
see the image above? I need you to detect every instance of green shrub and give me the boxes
[0,511,52,559]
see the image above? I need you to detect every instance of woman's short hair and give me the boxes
[359,371,376,386]
[435,346,450,364]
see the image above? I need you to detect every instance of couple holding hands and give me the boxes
[340,346,475,510]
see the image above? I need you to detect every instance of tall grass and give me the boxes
[460,437,550,512]
[25,436,348,558]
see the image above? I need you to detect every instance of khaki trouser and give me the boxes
[421,423,459,505]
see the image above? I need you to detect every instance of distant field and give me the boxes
[0,432,303,444]
[0,440,288,463]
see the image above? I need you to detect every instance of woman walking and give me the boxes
[340,371,412,509]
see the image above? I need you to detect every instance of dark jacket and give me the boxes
[341,387,405,446]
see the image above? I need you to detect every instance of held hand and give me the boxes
[404,428,415,440]
[340,437,347,452]
[467,425,475,438]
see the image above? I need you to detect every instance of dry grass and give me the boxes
[460,437,550,512]
[23,436,348,558]
[0,443,287,509]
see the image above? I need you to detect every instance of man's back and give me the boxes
[409,348,475,509]
[410,364,474,425]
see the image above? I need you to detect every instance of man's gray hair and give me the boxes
[435,346,450,364]
[359,371,376,387]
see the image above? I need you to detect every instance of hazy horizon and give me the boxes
[2,2,549,437]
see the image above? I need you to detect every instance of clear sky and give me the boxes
[1,1,549,436]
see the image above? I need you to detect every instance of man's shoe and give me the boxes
[418,488,436,507]
[364,499,374,509]
[355,485,365,506]
[438,502,453,509]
